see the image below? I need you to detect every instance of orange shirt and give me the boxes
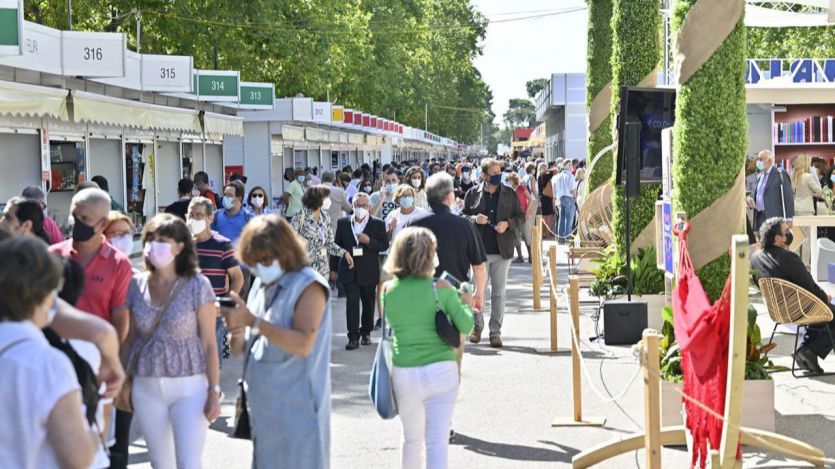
[49,236,133,322]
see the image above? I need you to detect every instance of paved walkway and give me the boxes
[128,244,835,468]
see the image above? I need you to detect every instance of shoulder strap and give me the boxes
[431,280,443,312]
[126,278,188,374]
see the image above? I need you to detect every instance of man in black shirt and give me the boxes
[164,178,194,220]
[752,217,835,373]
[411,172,487,306]
[462,158,526,347]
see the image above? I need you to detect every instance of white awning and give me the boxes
[203,112,244,137]
[0,80,69,121]
[72,91,202,132]
[746,2,833,27]
[747,83,835,104]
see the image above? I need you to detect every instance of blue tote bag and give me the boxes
[369,290,398,419]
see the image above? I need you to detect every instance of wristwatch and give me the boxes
[209,384,221,394]
[251,316,263,336]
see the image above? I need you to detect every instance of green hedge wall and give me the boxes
[585,0,614,193]
[610,0,660,257]
[672,0,747,301]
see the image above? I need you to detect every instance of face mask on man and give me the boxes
[222,196,234,210]
[488,174,503,186]
[71,217,99,242]
[386,183,397,194]
[187,218,207,236]
[144,241,176,269]
[354,207,368,221]
[252,260,283,285]
[297,175,306,183]
[462,172,471,181]
[756,160,765,171]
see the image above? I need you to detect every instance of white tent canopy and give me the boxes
[746,0,835,27]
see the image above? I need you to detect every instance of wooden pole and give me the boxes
[552,275,605,427]
[643,330,662,469]
[532,215,543,310]
[719,235,750,468]
[549,245,558,351]
[570,275,583,421]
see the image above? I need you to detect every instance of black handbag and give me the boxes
[233,337,257,440]
[433,281,461,348]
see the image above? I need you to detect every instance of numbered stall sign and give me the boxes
[141,54,192,92]
[195,70,239,102]
[312,101,332,123]
[61,31,125,77]
[239,82,274,110]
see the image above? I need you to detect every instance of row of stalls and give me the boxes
[225,96,463,202]
[0,12,247,234]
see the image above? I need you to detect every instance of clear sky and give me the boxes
[472,0,588,124]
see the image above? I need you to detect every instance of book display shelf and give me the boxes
[772,103,835,164]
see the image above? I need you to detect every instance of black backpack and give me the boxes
[43,327,100,426]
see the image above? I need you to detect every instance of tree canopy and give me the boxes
[503,98,535,128]
[525,78,549,99]
[25,0,491,143]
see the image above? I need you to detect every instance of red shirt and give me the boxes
[49,236,133,322]
[42,216,64,245]
[516,185,528,212]
[201,189,219,209]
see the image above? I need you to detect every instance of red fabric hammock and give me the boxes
[672,223,739,468]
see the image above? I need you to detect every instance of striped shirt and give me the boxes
[195,233,238,295]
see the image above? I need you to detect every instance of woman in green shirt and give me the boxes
[381,227,474,469]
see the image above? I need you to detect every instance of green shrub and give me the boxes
[630,247,665,295]
[671,0,747,301]
[585,0,614,192]
[609,0,661,257]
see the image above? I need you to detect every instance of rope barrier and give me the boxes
[541,245,835,466]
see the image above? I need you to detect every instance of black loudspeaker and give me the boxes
[624,121,641,198]
[603,300,648,345]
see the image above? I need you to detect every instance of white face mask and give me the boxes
[110,234,134,254]
[253,260,283,285]
[411,178,421,188]
[187,218,207,236]
[322,198,333,210]
[354,207,368,221]
[251,195,265,208]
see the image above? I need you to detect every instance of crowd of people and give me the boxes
[0,153,589,469]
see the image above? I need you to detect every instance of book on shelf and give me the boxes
[774,115,835,144]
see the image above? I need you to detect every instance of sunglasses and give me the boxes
[251,194,265,199]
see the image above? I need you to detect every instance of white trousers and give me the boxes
[132,374,208,469]
[392,361,459,469]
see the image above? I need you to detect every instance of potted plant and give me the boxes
[589,245,627,301]
[659,305,777,432]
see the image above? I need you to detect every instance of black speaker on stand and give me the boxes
[601,121,647,345]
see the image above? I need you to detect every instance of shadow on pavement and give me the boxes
[450,433,579,463]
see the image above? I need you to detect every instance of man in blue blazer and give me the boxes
[748,150,794,232]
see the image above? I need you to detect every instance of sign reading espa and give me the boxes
[61,31,126,77]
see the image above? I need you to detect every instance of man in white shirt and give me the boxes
[552,160,577,242]
[321,172,353,237]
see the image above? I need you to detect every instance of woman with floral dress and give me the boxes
[290,185,353,278]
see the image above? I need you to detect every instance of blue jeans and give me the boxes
[558,196,576,239]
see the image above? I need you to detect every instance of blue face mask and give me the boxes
[830,174,835,183]
[222,196,234,210]
[488,174,502,186]
[386,183,398,194]
[400,196,414,208]
[755,161,765,171]
[297,175,305,183]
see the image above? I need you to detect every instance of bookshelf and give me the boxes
[772,104,835,164]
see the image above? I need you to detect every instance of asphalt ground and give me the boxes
[128,243,835,468]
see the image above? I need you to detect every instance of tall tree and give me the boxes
[24,0,491,143]
[503,98,535,128]
[525,78,549,99]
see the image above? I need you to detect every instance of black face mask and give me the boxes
[72,217,98,242]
